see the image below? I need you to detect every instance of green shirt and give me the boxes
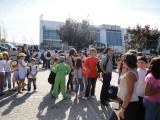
[52,63,71,80]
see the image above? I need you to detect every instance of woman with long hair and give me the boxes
[22,44,31,63]
[118,53,139,120]
[67,48,77,91]
[143,57,160,120]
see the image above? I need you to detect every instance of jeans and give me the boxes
[4,72,11,89]
[45,59,50,69]
[143,98,160,120]
[100,73,111,102]
[75,78,84,93]
[85,77,97,97]
[28,78,36,91]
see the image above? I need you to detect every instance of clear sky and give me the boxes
[0,0,160,44]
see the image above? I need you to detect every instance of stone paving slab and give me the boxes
[0,69,119,120]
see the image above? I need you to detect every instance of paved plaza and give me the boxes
[0,68,119,120]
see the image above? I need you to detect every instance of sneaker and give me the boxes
[83,97,88,100]
[8,88,12,91]
[27,91,31,94]
[34,89,37,92]
[91,96,96,99]
[18,91,23,94]
[12,88,16,91]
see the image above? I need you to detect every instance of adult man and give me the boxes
[83,48,99,100]
[100,47,114,106]
[44,49,51,69]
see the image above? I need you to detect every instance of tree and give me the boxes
[0,25,7,43]
[127,25,160,52]
[58,18,95,51]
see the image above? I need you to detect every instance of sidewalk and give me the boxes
[0,69,119,120]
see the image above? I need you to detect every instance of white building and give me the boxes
[39,15,65,49]
[39,17,128,52]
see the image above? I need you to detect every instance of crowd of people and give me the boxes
[0,43,160,120]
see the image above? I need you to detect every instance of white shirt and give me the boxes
[28,65,37,78]
[18,59,27,75]
[5,60,11,72]
[135,68,147,97]
[117,71,139,102]
[0,60,6,72]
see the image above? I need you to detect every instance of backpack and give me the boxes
[46,51,51,57]
[96,54,109,73]
[40,53,45,60]
[108,85,118,99]
[48,71,56,84]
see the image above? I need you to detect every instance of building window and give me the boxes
[106,30,122,46]
[43,29,60,40]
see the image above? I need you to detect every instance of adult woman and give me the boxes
[0,53,5,96]
[117,53,139,120]
[21,44,31,63]
[143,57,160,120]
[67,48,77,91]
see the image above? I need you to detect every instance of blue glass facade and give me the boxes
[106,30,122,46]
[43,29,60,40]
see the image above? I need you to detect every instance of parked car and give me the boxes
[0,43,16,50]
[0,46,7,51]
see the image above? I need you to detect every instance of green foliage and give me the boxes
[58,18,95,51]
[127,25,160,51]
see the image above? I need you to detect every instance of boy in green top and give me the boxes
[52,56,71,100]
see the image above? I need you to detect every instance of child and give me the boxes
[75,58,84,98]
[18,53,27,93]
[0,53,5,96]
[52,56,71,100]
[136,56,148,120]
[3,52,12,91]
[27,58,38,93]
[11,61,19,91]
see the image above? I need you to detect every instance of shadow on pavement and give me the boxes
[36,93,119,120]
[36,93,72,120]
[67,98,119,120]
[1,92,33,116]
